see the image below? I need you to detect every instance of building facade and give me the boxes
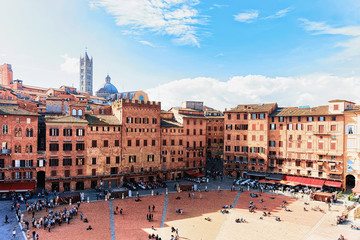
[0,106,39,186]
[224,101,348,189]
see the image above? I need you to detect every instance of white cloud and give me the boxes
[60,54,79,74]
[234,10,259,23]
[299,18,360,36]
[263,7,292,20]
[235,8,291,24]
[213,4,227,8]
[146,74,360,110]
[299,18,360,67]
[90,0,204,47]
[138,40,154,47]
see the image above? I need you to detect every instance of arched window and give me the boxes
[78,109,83,116]
[15,128,18,137]
[26,128,30,137]
[30,129,33,137]
[29,145,32,153]
[72,109,77,116]
[15,145,21,153]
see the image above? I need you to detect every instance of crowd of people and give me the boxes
[3,175,355,240]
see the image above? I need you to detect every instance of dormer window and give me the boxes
[72,109,77,116]
[78,109,83,116]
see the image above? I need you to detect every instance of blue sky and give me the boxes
[0,0,360,109]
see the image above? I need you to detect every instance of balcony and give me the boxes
[0,149,11,155]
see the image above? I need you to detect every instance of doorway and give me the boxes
[76,181,84,191]
[63,182,71,192]
[346,174,356,189]
[37,171,45,191]
[51,182,59,192]
[111,179,117,188]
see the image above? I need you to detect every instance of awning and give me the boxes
[266,174,283,181]
[258,179,272,184]
[324,181,342,188]
[259,179,280,184]
[284,176,325,188]
[286,182,300,187]
[247,172,266,177]
[0,182,36,193]
[280,180,288,185]
[10,182,36,192]
[353,181,360,194]
[185,171,205,178]
[0,183,13,193]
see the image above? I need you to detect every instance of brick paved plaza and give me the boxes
[2,187,358,240]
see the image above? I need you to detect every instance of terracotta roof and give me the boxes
[0,99,18,105]
[46,116,88,124]
[227,103,277,113]
[269,105,332,117]
[181,114,206,118]
[46,97,64,101]
[328,99,355,104]
[205,116,224,119]
[175,107,201,112]
[0,106,39,116]
[17,90,47,97]
[85,114,121,125]
[90,96,106,100]
[22,84,48,91]
[160,119,183,128]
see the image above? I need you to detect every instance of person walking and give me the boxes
[5,215,9,223]
[12,228,16,238]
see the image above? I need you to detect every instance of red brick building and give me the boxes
[0,104,39,188]
[85,114,121,189]
[45,112,88,192]
[160,112,186,180]
[113,99,161,183]
[205,114,224,160]
[223,103,277,178]
[0,64,13,86]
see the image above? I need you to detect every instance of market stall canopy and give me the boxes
[284,176,325,188]
[185,170,205,178]
[0,183,13,193]
[259,179,279,184]
[0,182,35,193]
[324,181,342,188]
[247,172,266,177]
[265,174,284,181]
[353,181,360,194]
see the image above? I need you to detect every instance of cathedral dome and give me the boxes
[96,75,118,99]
